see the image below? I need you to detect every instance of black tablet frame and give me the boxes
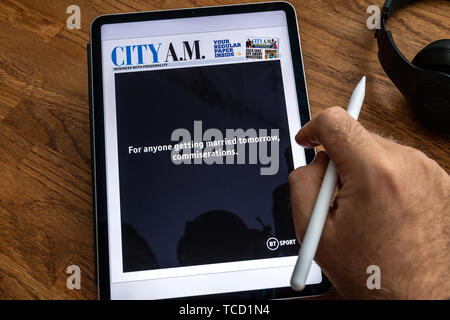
[89,1,328,300]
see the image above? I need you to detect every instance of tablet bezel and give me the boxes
[89,1,329,300]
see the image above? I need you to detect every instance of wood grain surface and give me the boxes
[0,0,448,299]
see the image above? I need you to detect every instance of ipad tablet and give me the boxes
[89,1,331,300]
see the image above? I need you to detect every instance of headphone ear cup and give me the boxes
[409,40,450,133]
[410,82,450,133]
[412,39,450,74]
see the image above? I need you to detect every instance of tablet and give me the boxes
[89,1,331,300]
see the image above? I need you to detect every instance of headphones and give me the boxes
[375,0,450,133]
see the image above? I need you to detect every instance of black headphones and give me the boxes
[375,0,450,133]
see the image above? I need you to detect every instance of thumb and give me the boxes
[288,151,329,241]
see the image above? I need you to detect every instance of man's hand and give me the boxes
[289,107,450,299]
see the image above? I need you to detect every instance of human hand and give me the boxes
[289,107,450,299]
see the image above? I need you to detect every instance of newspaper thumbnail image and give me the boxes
[246,37,278,60]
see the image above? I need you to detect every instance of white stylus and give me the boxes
[290,76,366,291]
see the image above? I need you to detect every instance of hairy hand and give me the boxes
[289,107,450,299]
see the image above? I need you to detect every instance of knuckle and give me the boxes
[405,146,438,176]
[326,106,347,117]
[317,107,347,126]
[368,146,440,205]
[316,107,366,146]
[407,147,429,164]
[288,167,305,185]
[288,170,297,186]
[371,157,401,195]
[377,160,398,183]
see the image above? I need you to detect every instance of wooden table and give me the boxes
[0,0,448,299]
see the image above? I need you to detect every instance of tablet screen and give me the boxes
[99,9,322,299]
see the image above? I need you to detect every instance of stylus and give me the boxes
[290,76,366,291]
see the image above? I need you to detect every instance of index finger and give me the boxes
[296,107,377,172]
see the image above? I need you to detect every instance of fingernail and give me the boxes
[296,139,312,148]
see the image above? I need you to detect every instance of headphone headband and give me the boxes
[375,0,450,133]
[381,0,421,21]
[376,0,450,96]
[375,0,423,100]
